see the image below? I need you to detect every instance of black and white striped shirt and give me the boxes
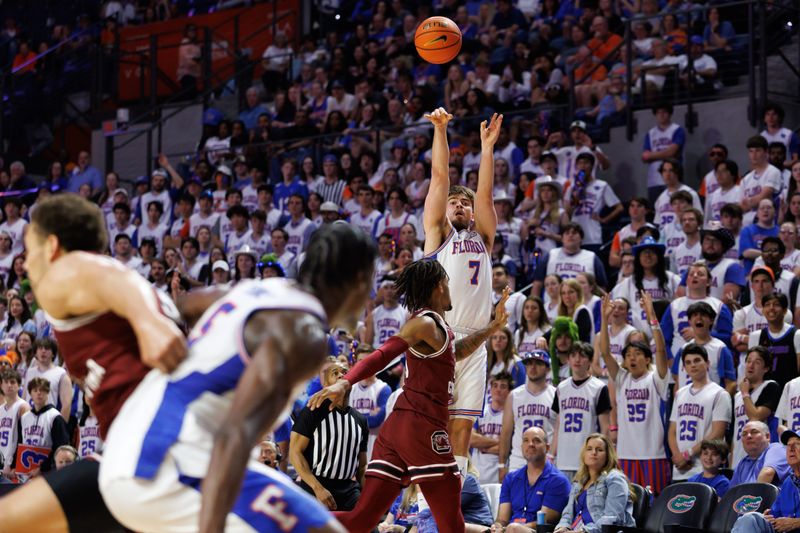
[312,178,347,206]
[293,401,368,480]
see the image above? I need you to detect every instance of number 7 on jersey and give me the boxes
[468,260,480,285]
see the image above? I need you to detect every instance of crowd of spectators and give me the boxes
[0,0,797,531]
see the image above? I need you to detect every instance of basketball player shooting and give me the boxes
[423,107,503,477]
[308,260,510,533]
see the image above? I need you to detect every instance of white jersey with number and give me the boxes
[705,185,743,222]
[350,210,384,240]
[671,239,701,276]
[283,218,315,257]
[430,228,492,331]
[666,296,725,359]
[741,165,783,226]
[20,407,61,448]
[0,397,27,469]
[100,279,327,482]
[555,377,606,472]
[373,305,408,346]
[776,377,800,433]
[732,380,777,467]
[515,328,550,355]
[349,379,391,460]
[509,384,557,470]
[607,325,638,362]
[79,415,104,457]
[669,381,731,480]
[673,337,729,388]
[472,404,504,484]
[615,368,669,460]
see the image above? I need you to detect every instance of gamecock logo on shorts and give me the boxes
[431,430,452,454]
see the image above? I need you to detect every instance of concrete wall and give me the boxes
[598,96,800,201]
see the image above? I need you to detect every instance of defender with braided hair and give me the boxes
[309,259,510,533]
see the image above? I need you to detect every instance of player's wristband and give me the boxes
[682,450,691,461]
[649,319,659,326]
[609,425,619,432]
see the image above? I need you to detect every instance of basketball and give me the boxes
[414,16,462,64]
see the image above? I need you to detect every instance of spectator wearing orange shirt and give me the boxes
[587,16,623,65]
[11,41,35,75]
[572,47,609,108]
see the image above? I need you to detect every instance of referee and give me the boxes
[291,362,368,511]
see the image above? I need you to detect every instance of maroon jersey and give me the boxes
[50,312,148,439]
[393,309,455,426]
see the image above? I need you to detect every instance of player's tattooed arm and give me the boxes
[199,310,328,533]
[454,287,510,360]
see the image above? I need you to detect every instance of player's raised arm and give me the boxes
[642,292,668,379]
[598,294,620,381]
[199,310,329,533]
[176,287,229,328]
[308,315,444,410]
[35,252,186,372]
[423,107,454,254]
[474,113,503,248]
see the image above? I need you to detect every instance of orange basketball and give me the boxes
[414,16,462,64]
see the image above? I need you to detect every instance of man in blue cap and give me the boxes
[732,429,800,532]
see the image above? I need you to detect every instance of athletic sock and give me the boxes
[454,455,468,479]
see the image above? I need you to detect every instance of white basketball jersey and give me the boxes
[432,228,492,331]
[79,415,104,457]
[471,405,504,484]
[667,296,724,358]
[545,247,597,280]
[23,365,66,408]
[670,381,731,480]
[0,397,26,468]
[284,218,315,257]
[607,325,638,362]
[224,229,251,257]
[615,368,669,460]
[761,127,796,155]
[373,305,408,346]
[732,380,776,467]
[349,379,391,460]
[110,279,327,481]
[612,275,679,335]
[776,377,800,432]
[555,377,606,471]
[516,328,549,355]
[137,222,169,255]
[188,212,219,237]
[20,407,62,448]
[509,384,557,470]
[671,239,701,276]
[673,337,728,388]
[705,185,743,222]
[709,259,739,300]
[350,211,383,239]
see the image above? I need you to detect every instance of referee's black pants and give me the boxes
[299,477,361,511]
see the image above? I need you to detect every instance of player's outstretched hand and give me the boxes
[138,315,187,373]
[480,113,504,147]
[490,287,511,331]
[424,107,453,128]
[308,379,351,411]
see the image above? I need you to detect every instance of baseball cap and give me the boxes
[323,154,338,163]
[570,120,588,131]
[135,175,149,185]
[199,190,213,200]
[750,265,775,282]
[331,79,345,89]
[151,168,167,178]
[690,35,704,45]
[216,165,233,178]
[392,139,408,150]
[520,350,551,367]
[320,201,340,213]
[212,260,230,272]
[781,429,800,445]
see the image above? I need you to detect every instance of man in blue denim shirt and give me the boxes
[491,427,571,532]
[732,429,800,533]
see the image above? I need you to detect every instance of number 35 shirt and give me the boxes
[670,380,731,480]
[572,179,621,246]
[552,376,610,472]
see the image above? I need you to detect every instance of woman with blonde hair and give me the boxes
[559,279,594,343]
[486,327,525,387]
[523,178,569,256]
[555,433,636,533]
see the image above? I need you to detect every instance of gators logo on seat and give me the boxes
[667,495,697,513]
[733,495,763,514]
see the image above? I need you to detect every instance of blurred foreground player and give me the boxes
[99,223,375,533]
[309,260,510,533]
[0,195,186,533]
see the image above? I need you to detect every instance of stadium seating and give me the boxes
[602,482,716,533]
[707,482,779,533]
